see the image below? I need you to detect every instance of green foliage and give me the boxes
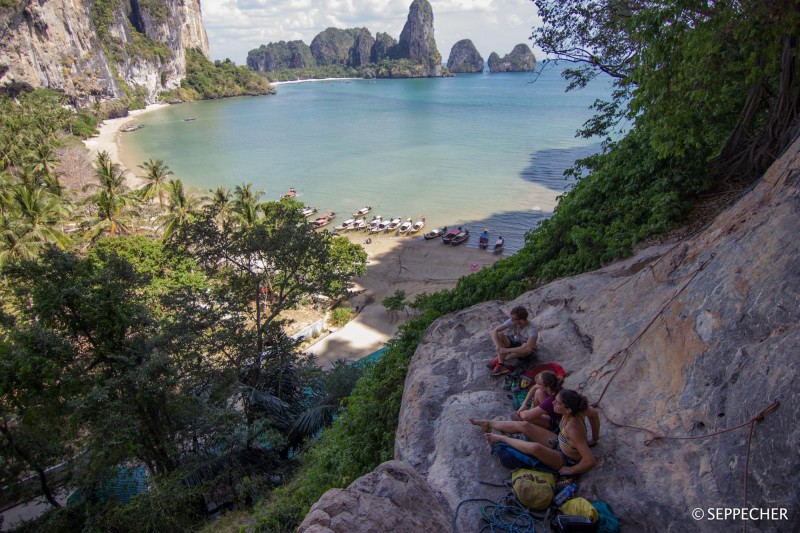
[263,65,361,83]
[161,49,276,101]
[71,110,100,138]
[329,307,354,327]
[381,289,409,320]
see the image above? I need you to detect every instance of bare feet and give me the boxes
[485,433,504,444]
[468,418,491,432]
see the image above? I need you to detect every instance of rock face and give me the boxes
[0,0,209,104]
[310,28,362,67]
[297,460,450,533]
[248,1,443,77]
[447,39,484,73]
[371,32,398,63]
[488,44,536,72]
[397,0,441,76]
[303,138,800,530]
[247,41,315,71]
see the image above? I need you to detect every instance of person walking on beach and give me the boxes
[488,305,538,375]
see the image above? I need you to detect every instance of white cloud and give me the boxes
[201,0,542,64]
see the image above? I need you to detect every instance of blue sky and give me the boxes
[201,0,543,65]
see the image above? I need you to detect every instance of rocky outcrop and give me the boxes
[311,28,361,66]
[297,461,450,533]
[349,28,375,68]
[304,134,800,530]
[447,39,484,73]
[371,32,398,63]
[396,0,441,76]
[247,41,315,72]
[0,0,209,105]
[488,44,536,72]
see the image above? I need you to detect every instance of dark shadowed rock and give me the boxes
[246,41,315,72]
[396,0,441,76]
[297,460,450,533]
[488,44,536,72]
[447,39,484,73]
[349,29,375,67]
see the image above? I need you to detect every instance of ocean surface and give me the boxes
[119,67,612,253]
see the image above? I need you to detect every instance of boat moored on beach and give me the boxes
[353,206,372,217]
[353,218,368,230]
[423,226,446,240]
[301,207,318,217]
[398,218,413,234]
[450,229,470,246]
[493,237,505,254]
[441,228,461,244]
[312,212,335,229]
[385,217,402,232]
[409,217,426,234]
[479,229,490,250]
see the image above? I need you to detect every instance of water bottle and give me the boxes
[553,482,577,506]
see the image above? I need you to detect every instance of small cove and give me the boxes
[119,68,612,254]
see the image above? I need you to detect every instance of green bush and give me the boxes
[329,307,354,327]
[164,49,275,101]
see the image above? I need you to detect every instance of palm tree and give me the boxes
[138,158,173,209]
[0,184,70,265]
[159,179,201,239]
[85,151,139,239]
[231,183,264,227]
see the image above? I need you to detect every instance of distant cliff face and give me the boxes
[447,39,483,73]
[371,32,398,63]
[248,0,443,78]
[397,0,441,76]
[247,41,315,71]
[0,0,209,105]
[488,44,536,73]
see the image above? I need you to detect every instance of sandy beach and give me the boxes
[85,103,503,368]
[310,233,500,367]
[82,103,168,189]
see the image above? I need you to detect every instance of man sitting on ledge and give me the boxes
[488,305,538,376]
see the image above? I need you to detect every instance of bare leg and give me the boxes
[470,418,555,446]
[485,433,563,470]
[490,330,511,352]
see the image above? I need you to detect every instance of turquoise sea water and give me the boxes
[120,68,612,253]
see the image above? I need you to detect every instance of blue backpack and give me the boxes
[592,501,620,533]
[492,443,558,472]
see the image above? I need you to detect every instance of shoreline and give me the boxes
[271,77,361,86]
[309,233,500,367]
[82,103,169,189]
[81,101,501,368]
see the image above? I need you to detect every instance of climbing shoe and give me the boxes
[490,364,510,377]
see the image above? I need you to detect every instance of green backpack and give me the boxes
[511,468,556,511]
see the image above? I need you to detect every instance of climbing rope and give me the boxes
[453,492,548,533]
[600,399,780,533]
[577,253,716,405]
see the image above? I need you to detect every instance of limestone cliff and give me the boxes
[301,129,800,530]
[247,41,315,72]
[396,0,441,76]
[0,0,209,105]
[447,39,484,73]
[247,0,443,78]
[488,44,536,73]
